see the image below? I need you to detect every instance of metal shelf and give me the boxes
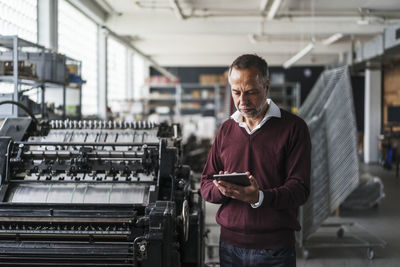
[0,35,45,49]
[0,75,43,86]
[148,98,176,103]
[147,83,226,126]
[0,36,82,120]
[268,82,301,112]
[181,97,215,103]
[0,75,70,87]
[181,107,214,115]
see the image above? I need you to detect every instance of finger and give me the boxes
[214,180,227,190]
[213,180,224,192]
[220,188,230,197]
[218,180,233,188]
[224,171,229,174]
[219,170,224,174]
[230,189,241,196]
[247,173,257,185]
[248,175,255,184]
[228,189,244,200]
[214,182,229,196]
[248,176,257,185]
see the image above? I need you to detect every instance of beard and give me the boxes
[238,101,267,119]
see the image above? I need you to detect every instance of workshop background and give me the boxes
[0,0,400,266]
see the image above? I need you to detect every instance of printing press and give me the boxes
[0,117,204,266]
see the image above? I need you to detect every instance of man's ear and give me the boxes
[265,80,270,94]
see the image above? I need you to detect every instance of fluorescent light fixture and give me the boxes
[283,42,315,69]
[322,33,344,45]
[169,0,185,20]
[260,0,269,12]
[267,0,282,20]
[357,18,369,25]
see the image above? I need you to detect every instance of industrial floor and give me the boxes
[203,163,400,267]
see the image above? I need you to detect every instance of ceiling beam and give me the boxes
[67,0,108,24]
[106,14,387,36]
[169,0,186,20]
[267,0,282,20]
[152,54,336,67]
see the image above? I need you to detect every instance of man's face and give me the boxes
[229,67,269,119]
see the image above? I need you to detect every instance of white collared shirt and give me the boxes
[230,99,281,135]
[230,99,281,208]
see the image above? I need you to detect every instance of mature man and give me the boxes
[200,54,311,267]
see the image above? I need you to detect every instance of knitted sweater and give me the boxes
[200,109,311,249]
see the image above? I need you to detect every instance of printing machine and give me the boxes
[0,117,204,266]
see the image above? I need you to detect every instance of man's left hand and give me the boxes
[213,171,260,204]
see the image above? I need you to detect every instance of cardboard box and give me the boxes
[218,72,228,84]
[191,90,201,98]
[67,64,78,75]
[199,74,218,85]
[199,73,228,85]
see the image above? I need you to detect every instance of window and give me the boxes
[58,0,98,116]
[0,0,37,96]
[0,0,37,43]
[107,37,127,114]
[133,53,148,100]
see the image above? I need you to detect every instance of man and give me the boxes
[200,54,311,267]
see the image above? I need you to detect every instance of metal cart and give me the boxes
[299,221,387,260]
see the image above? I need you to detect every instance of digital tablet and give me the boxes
[213,173,251,186]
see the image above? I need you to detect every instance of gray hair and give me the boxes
[229,54,269,84]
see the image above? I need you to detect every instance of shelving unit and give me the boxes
[45,57,83,120]
[147,83,226,124]
[0,35,82,120]
[269,82,301,113]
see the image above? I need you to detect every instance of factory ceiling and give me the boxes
[92,0,400,67]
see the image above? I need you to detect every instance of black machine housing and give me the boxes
[0,118,204,266]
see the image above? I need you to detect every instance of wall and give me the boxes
[351,75,365,132]
[383,61,400,125]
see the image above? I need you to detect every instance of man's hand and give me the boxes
[213,171,259,204]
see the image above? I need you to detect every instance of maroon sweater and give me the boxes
[200,109,311,249]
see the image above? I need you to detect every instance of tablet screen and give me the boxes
[213,173,250,186]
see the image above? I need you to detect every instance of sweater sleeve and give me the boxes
[200,127,229,204]
[263,120,311,209]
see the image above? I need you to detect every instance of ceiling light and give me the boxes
[283,42,315,69]
[356,17,385,25]
[259,0,269,12]
[267,0,282,20]
[322,33,344,45]
[357,17,369,25]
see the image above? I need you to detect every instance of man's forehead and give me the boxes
[230,66,259,74]
[229,68,263,85]
[230,67,259,79]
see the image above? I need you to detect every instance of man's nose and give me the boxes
[239,93,247,103]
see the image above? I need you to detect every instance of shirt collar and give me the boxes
[230,99,281,134]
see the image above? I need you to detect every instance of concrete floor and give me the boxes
[203,163,400,267]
